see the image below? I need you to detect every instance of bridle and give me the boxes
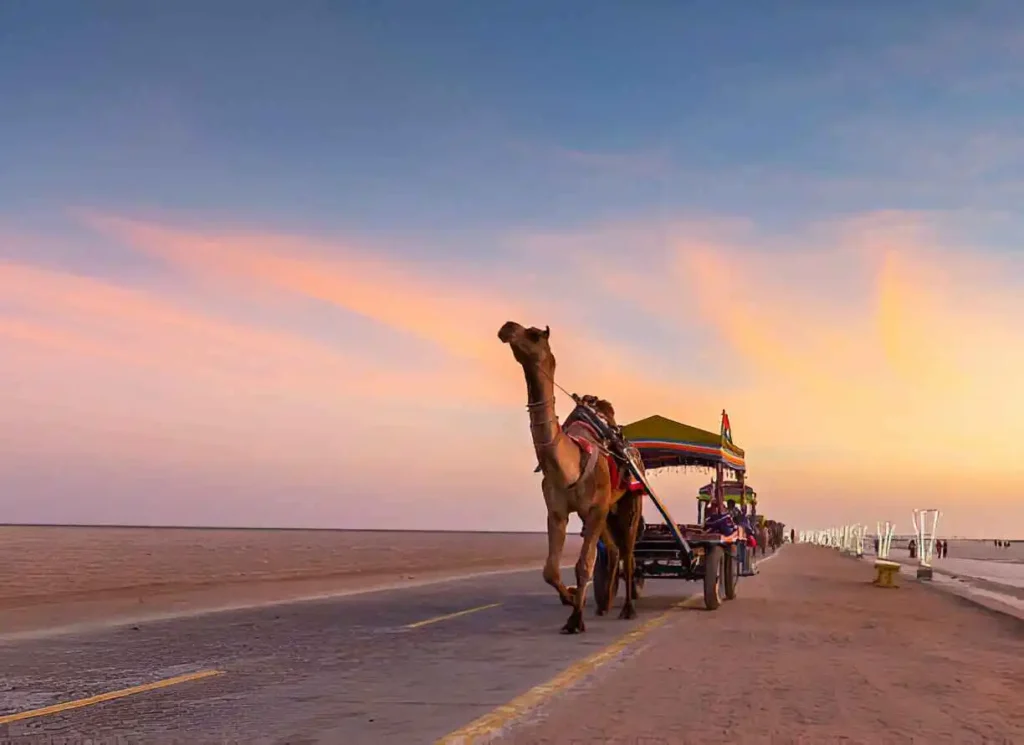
[526,396,560,448]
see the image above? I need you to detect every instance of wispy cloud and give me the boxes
[84,212,729,417]
[523,212,1024,486]
[87,209,1024,478]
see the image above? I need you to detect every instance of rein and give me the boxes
[523,360,629,464]
[526,393,622,462]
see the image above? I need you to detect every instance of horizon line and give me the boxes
[0,522,548,535]
[0,523,1018,541]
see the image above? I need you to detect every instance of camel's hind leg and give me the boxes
[606,492,642,620]
[594,527,620,616]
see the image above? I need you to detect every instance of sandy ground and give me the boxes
[943,539,1023,562]
[878,539,1024,610]
[499,544,1024,745]
[890,538,1023,564]
[0,526,582,636]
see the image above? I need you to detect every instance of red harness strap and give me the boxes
[606,455,620,490]
[567,433,594,456]
[565,421,646,494]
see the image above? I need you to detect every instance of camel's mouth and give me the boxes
[497,321,523,344]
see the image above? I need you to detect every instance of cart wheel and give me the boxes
[703,545,724,610]
[723,545,738,601]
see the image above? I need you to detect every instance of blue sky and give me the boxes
[5,1,1024,243]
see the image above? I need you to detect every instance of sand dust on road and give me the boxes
[0,526,581,636]
[495,545,1024,745]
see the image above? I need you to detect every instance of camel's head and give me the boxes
[497,321,555,372]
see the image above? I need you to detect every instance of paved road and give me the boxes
[0,567,704,744]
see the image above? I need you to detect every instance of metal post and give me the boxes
[738,470,747,516]
[713,462,725,514]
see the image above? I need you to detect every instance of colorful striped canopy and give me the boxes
[621,414,746,472]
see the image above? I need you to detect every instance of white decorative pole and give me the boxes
[872,520,900,587]
[876,521,896,560]
[912,509,941,580]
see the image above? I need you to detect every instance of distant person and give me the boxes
[908,538,917,559]
[942,541,949,558]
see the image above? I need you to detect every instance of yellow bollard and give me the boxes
[873,559,900,588]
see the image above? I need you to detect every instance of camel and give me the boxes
[498,321,644,633]
[773,521,786,551]
[762,519,786,552]
[755,519,769,558]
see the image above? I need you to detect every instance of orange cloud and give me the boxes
[0,257,526,440]
[85,213,729,423]
[86,211,1024,475]
[84,214,529,368]
[523,214,1024,500]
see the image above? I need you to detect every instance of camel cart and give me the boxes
[614,412,749,611]
[698,481,759,576]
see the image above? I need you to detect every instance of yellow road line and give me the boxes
[679,593,706,609]
[436,596,695,744]
[0,669,225,726]
[406,602,502,629]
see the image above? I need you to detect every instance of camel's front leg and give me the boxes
[542,511,573,606]
[563,504,607,634]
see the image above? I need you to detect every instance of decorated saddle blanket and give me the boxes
[533,411,644,494]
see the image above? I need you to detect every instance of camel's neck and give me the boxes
[524,366,556,439]
[522,365,582,489]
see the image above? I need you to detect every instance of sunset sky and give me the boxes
[2,3,1023,537]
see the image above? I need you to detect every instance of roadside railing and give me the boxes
[797,509,942,582]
